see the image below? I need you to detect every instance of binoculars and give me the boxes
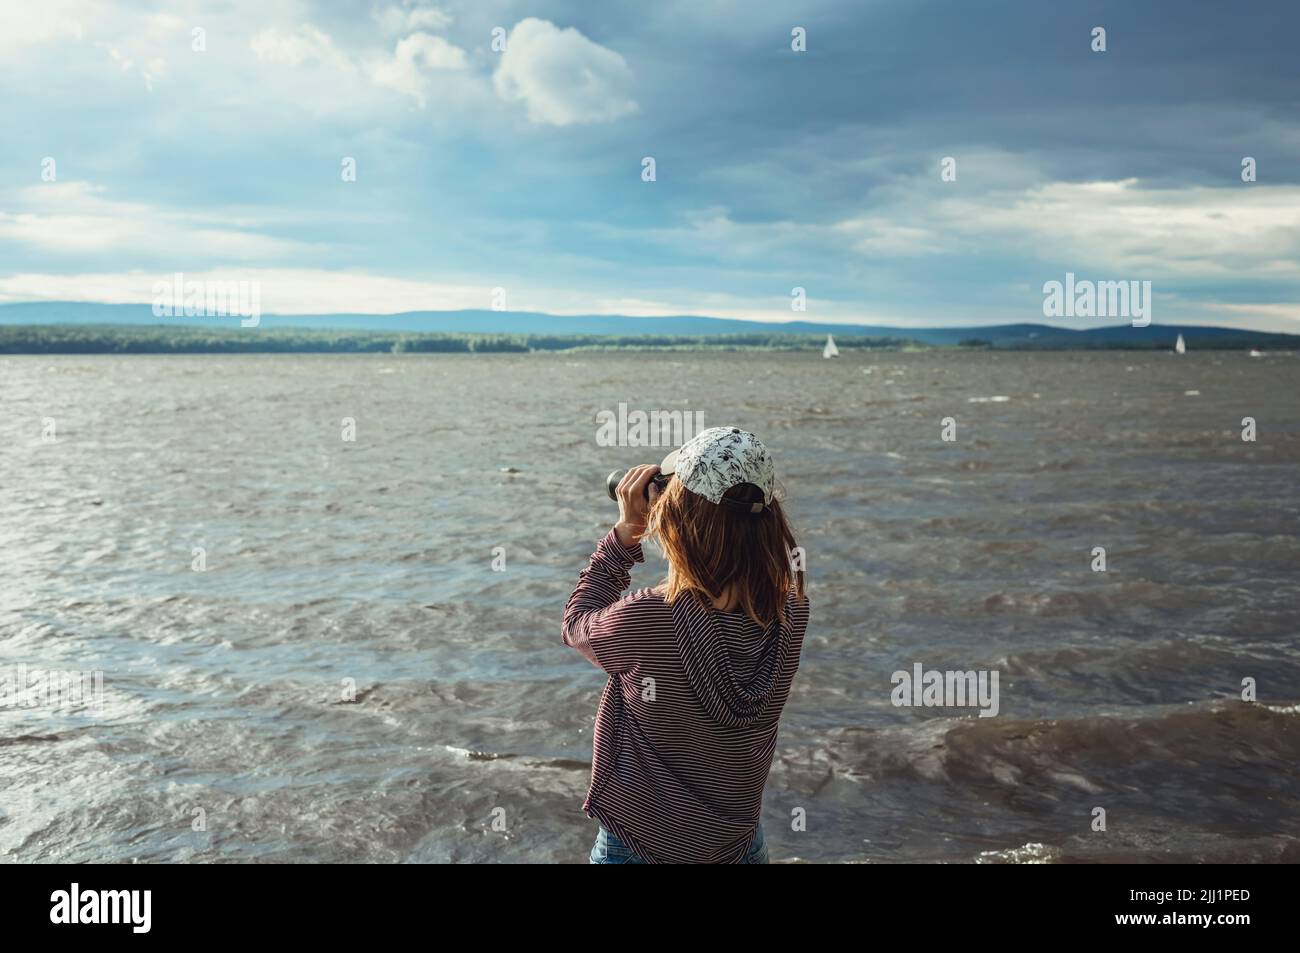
[605,469,671,502]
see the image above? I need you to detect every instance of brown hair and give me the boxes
[642,478,804,627]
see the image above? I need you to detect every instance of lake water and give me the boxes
[1,350,1297,863]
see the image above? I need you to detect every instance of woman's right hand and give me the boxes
[614,464,661,547]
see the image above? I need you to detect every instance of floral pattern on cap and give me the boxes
[665,426,775,505]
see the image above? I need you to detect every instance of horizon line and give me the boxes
[2,300,1297,337]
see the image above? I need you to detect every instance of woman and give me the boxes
[562,426,809,863]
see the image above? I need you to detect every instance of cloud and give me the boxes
[0,269,489,314]
[0,0,85,53]
[0,182,317,262]
[0,3,180,89]
[658,178,1300,283]
[251,23,469,108]
[1211,301,1300,330]
[493,18,638,126]
[367,32,469,105]
[373,3,452,35]
[0,268,904,325]
[250,24,356,72]
[941,179,1300,279]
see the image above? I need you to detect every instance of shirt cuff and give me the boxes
[599,527,645,565]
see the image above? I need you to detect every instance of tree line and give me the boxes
[0,325,926,354]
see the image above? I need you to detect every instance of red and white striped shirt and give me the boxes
[562,529,809,863]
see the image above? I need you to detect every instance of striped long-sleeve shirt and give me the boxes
[562,528,809,864]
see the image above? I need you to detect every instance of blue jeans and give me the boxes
[589,824,769,864]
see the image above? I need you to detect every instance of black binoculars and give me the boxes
[605,469,671,502]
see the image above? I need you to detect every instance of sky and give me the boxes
[2,0,1299,330]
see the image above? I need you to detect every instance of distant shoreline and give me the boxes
[1,324,1295,355]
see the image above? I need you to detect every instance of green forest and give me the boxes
[0,323,1288,354]
[0,324,925,354]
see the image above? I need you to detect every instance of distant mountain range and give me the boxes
[1,301,1296,349]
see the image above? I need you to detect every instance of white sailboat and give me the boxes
[823,333,839,359]
[1174,333,1186,354]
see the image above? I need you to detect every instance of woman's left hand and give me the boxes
[614,464,661,547]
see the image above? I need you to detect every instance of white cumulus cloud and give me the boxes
[368,32,469,105]
[493,18,638,126]
[252,24,469,108]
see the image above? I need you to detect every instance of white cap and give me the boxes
[659,427,775,511]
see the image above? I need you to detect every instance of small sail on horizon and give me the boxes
[1174,333,1186,354]
[823,333,839,359]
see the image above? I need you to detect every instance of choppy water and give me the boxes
[1,350,1297,863]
